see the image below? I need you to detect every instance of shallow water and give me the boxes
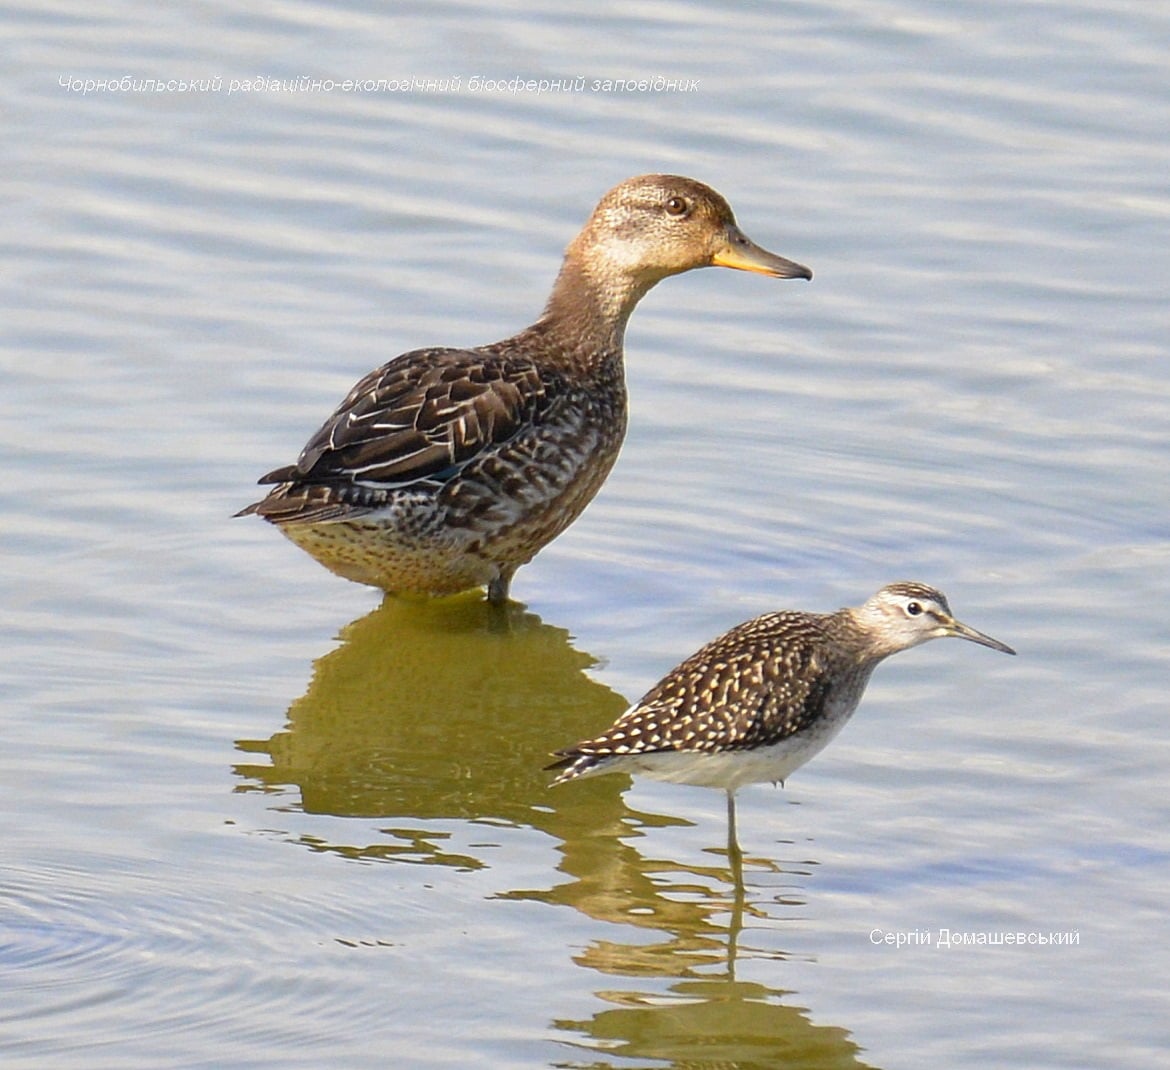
[4,1,1169,1067]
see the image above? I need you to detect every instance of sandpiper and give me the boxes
[549,582,1015,857]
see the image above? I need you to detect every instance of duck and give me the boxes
[238,174,811,604]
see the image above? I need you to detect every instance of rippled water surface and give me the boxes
[4,2,1169,1067]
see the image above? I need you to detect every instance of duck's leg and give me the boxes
[487,567,516,606]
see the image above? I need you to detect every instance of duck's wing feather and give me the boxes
[242,347,559,520]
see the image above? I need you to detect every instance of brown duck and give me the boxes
[239,174,811,603]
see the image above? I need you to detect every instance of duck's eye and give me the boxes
[664,196,689,217]
[906,601,923,616]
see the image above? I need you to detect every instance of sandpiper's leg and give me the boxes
[726,789,742,866]
[728,855,746,966]
[487,567,516,606]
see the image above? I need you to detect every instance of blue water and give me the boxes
[3,1,1168,1067]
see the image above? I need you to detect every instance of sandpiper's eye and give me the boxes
[906,601,923,616]
[664,196,689,217]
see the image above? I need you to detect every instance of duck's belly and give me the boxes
[278,425,622,596]
[277,512,494,595]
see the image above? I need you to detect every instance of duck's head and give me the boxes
[566,174,811,294]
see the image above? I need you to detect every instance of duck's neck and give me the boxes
[520,252,657,373]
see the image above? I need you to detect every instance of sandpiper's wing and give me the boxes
[549,613,833,775]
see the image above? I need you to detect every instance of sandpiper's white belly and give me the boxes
[605,691,862,792]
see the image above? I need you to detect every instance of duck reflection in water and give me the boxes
[233,592,629,866]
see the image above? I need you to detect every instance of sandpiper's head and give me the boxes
[567,174,812,294]
[855,582,1016,658]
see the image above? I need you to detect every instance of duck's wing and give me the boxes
[241,347,558,522]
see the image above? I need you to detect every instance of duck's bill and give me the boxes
[711,225,812,279]
[946,618,1017,655]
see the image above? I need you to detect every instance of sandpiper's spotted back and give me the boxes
[239,175,811,603]
[549,583,1015,849]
